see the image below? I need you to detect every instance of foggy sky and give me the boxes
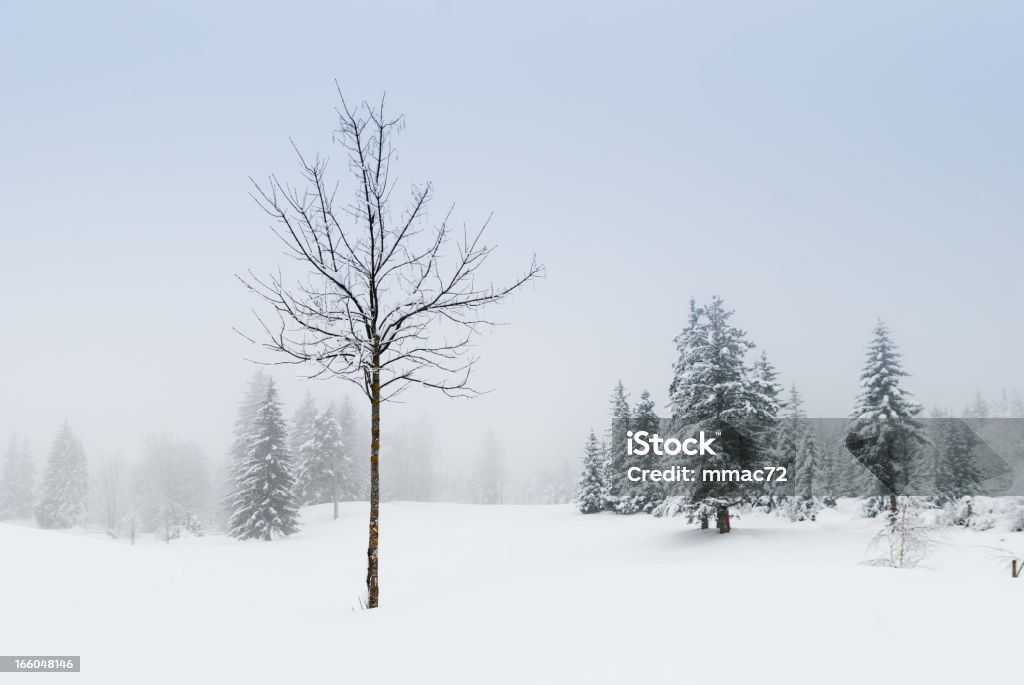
[2,1,1022,476]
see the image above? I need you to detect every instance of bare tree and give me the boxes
[239,89,542,608]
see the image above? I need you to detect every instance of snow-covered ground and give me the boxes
[3,501,1023,684]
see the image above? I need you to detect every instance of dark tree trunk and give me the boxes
[716,506,731,534]
[889,494,898,513]
[333,494,339,521]
[700,514,709,529]
[366,365,381,608]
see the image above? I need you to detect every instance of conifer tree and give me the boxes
[624,390,661,512]
[769,385,806,510]
[230,372,270,468]
[291,392,318,464]
[817,435,842,506]
[787,428,822,521]
[937,419,980,501]
[846,320,927,513]
[750,352,784,431]
[296,407,351,519]
[335,396,368,500]
[227,379,300,540]
[603,381,632,509]
[795,429,818,500]
[576,431,606,514]
[666,295,776,532]
[35,423,89,529]
[0,437,34,520]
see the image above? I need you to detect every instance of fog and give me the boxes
[2,1,1023,494]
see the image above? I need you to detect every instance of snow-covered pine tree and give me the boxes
[291,392,318,466]
[35,423,89,529]
[576,431,606,514]
[603,381,631,509]
[667,298,704,428]
[598,439,614,507]
[913,408,947,500]
[231,372,270,461]
[666,295,776,533]
[296,407,351,519]
[0,437,34,520]
[794,431,816,500]
[227,379,300,541]
[750,353,784,427]
[335,396,368,500]
[817,434,842,507]
[788,428,822,521]
[767,384,805,511]
[941,418,980,501]
[846,320,928,514]
[617,390,660,513]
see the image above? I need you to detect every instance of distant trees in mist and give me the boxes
[0,436,33,519]
[35,423,89,529]
[0,378,569,540]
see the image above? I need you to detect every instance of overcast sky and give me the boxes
[2,1,1022,475]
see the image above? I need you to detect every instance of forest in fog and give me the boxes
[0,375,574,542]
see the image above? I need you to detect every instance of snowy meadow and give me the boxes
[3,500,1023,684]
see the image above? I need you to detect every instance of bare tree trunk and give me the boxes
[889,493,898,513]
[367,365,381,608]
[700,514,709,529]
[333,493,339,521]
[716,506,731,534]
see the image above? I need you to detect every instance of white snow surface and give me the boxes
[2,500,1023,684]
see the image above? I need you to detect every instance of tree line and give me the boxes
[0,373,572,538]
[576,295,1009,532]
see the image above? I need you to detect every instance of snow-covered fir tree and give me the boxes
[663,295,778,533]
[230,371,270,467]
[667,298,703,427]
[35,423,89,529]
[768,384,806,511]
[576,431,606,514]
[817,433,842,506]
[335,396,368,500]
[846,320,927,514]
[787,428,821,521]
[291,392,318,465]
[603,381,631,509]
[296,407,351,519]
[610,390,661,514]
[750,352,784,433]
[227,379,300,541]
[936,418,980,502]
[0,437,34,520]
